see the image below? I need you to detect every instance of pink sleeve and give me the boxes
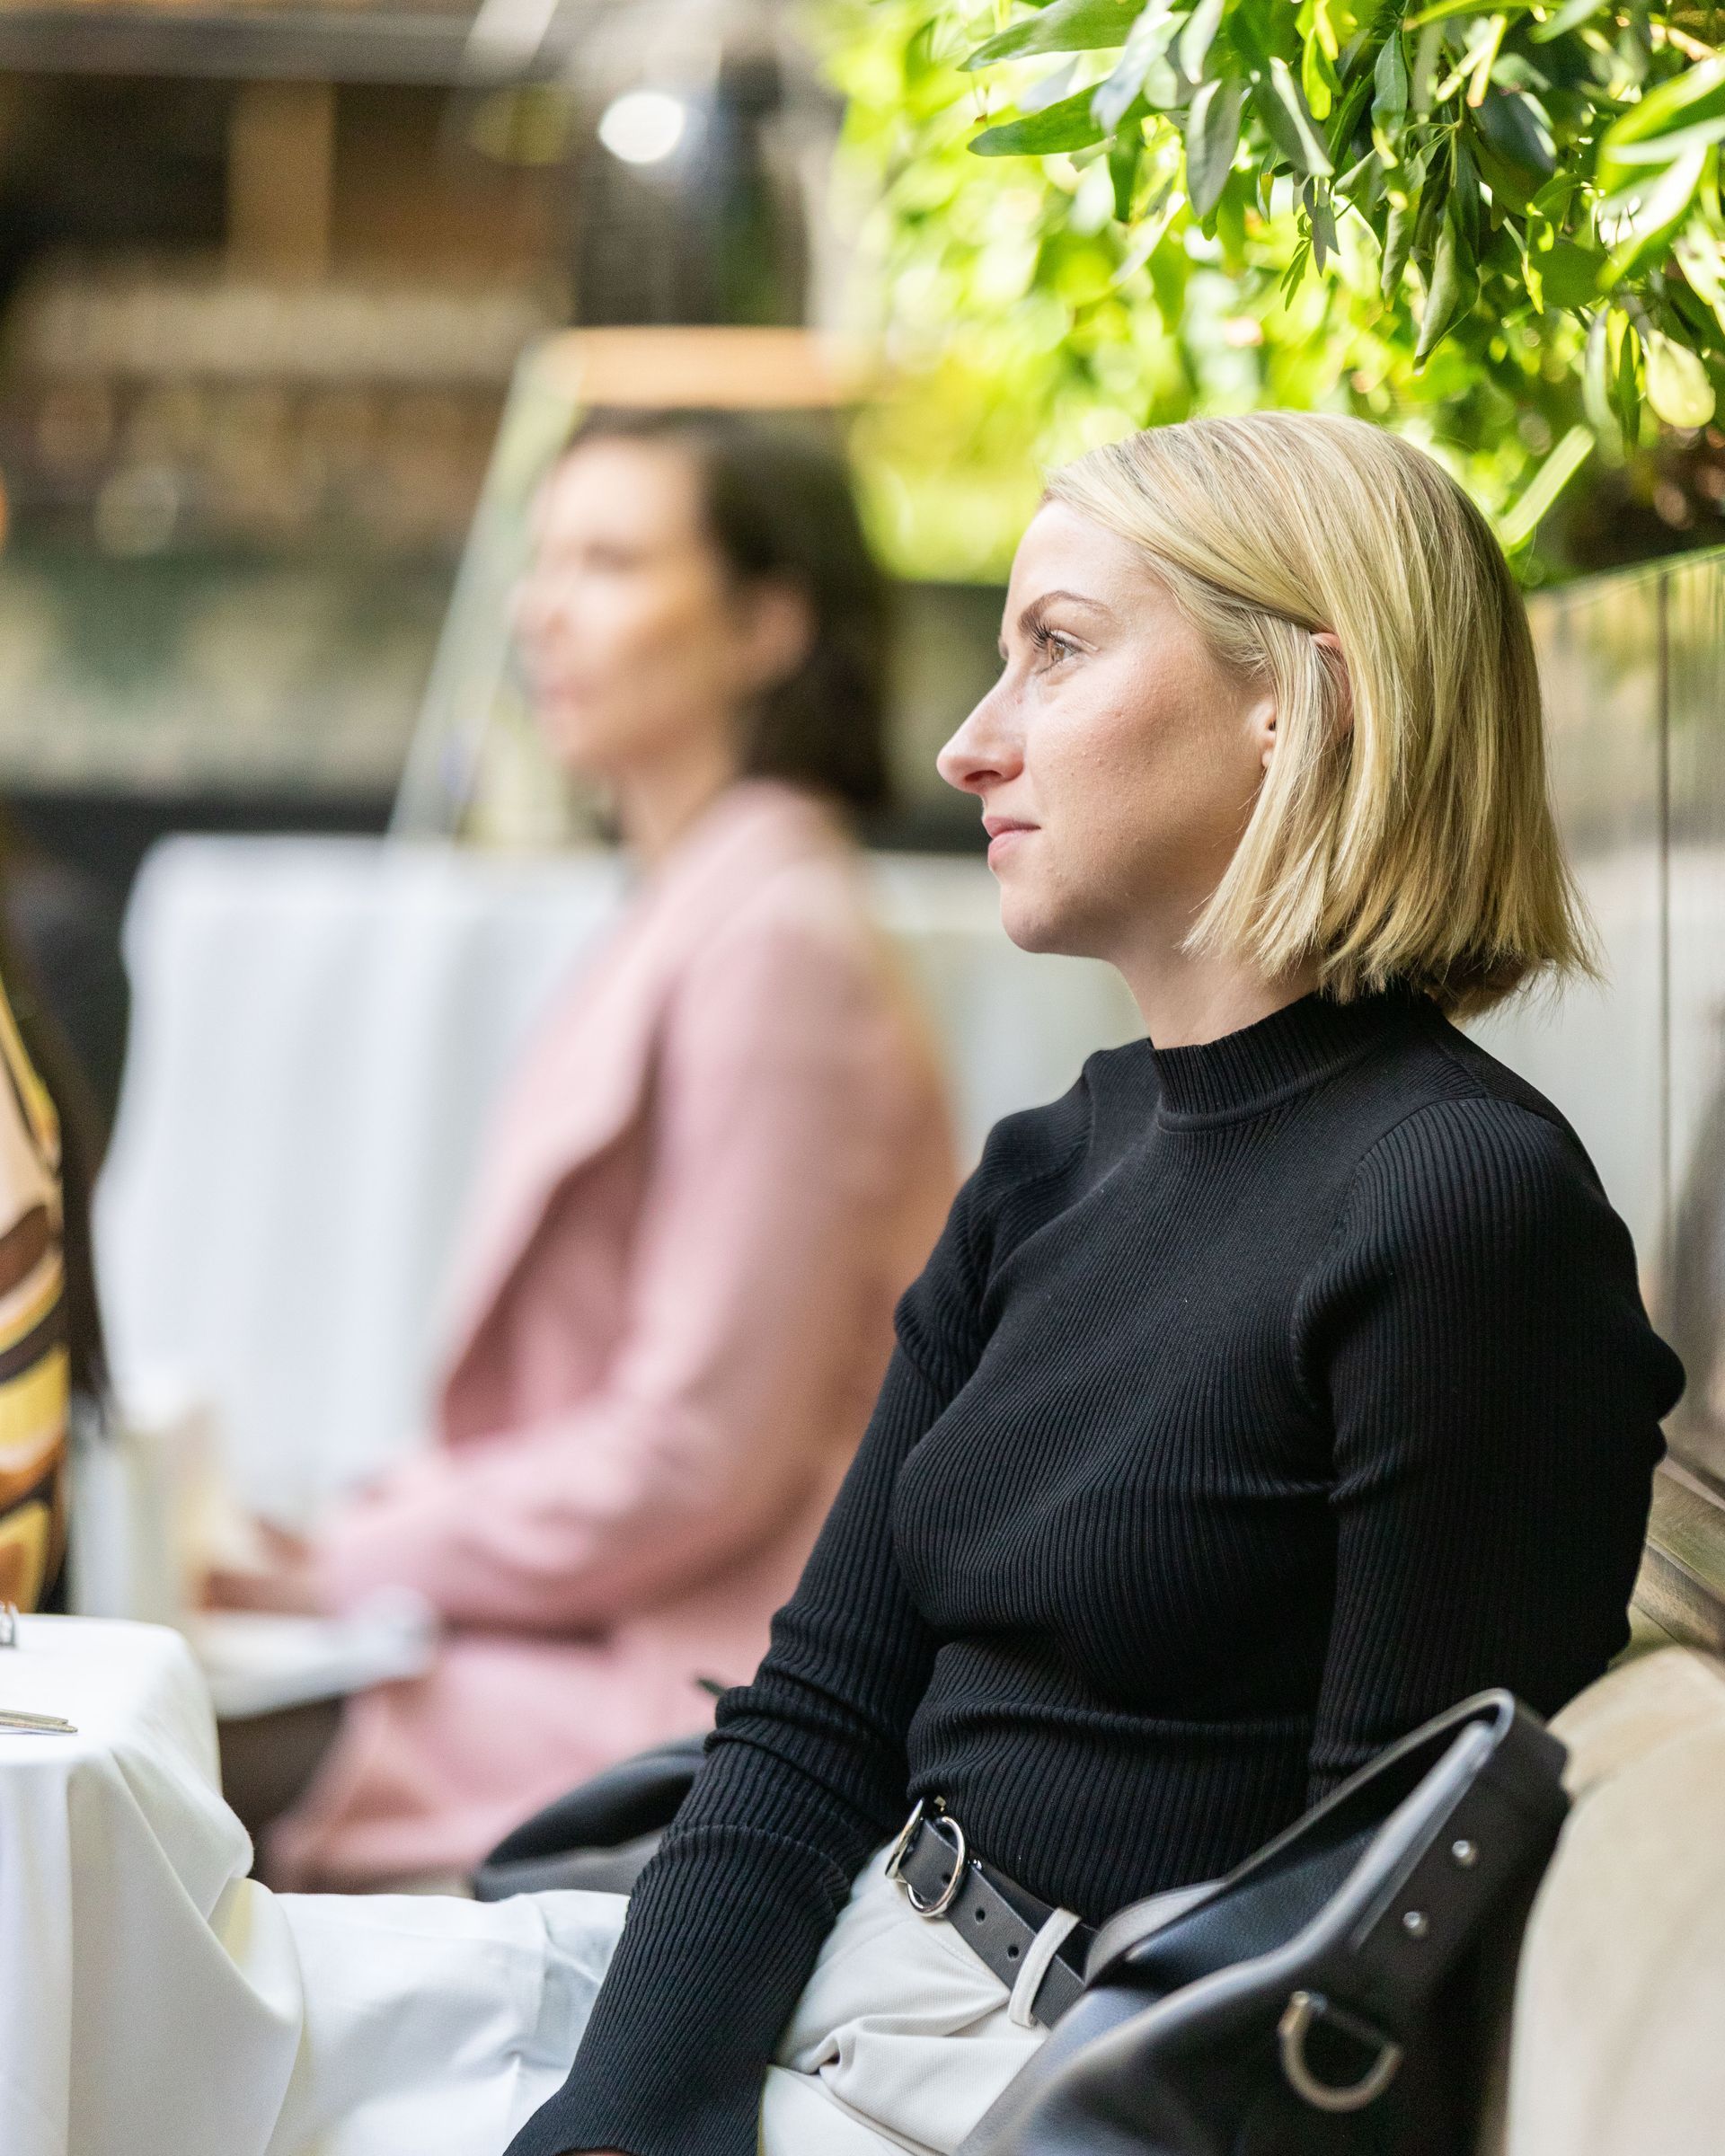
[313,908,923,1632]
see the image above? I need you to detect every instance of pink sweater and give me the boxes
[270,784,956,1886]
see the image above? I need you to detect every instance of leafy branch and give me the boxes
[817,3,1725,575]
[959,2,1725,428]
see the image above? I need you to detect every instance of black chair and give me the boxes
[471,1734,706,1900]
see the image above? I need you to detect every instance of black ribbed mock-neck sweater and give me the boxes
[513,985,1681,2156]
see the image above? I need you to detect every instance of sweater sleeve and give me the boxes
[505,1176,992,2156]
[1298,1094,1682,1800]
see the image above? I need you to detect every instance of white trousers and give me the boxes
[270,1842,1050,2156]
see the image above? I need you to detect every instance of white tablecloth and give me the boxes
[0,1614,617,2156]
[94,836,1139,1520]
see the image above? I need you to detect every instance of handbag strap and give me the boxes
[1088,1690,1568,2030]
[1313,1697,1569,2025]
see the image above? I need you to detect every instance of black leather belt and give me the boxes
[885,1798,1092,2028]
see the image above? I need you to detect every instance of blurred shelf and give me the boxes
[0,546,447,798]
[0,267,561,557]
[0,0,538,84]
[7,267,559,389]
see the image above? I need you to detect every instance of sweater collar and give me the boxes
[1149,985,1427,1122]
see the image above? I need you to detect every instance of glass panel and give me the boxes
[1474,569,1668,1283]
[1662,555,1725,1486]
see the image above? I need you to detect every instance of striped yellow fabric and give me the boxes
[0,974,58,1168]
[0,976,65,1612]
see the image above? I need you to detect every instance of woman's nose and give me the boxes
[937,685,1023,796]
[510,574,542,649]
[511,569,564,660]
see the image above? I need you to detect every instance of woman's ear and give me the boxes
[1250,694,1278,775]
[1312,629,1353,738]
[1257,632,1352,775]
[739,580,815,699]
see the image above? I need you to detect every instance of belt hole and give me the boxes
[1006,1943,1020,1959]
[974,1908,986,1922]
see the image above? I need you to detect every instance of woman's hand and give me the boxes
[203,1520,325,1615]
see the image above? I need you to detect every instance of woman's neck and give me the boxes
[611,737,743,868]
[1116,940,1322,1050]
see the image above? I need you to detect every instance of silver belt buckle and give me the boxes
[885,1797,969,1919]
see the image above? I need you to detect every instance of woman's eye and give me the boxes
[583,543,642,572]
[1032,627,1079,667]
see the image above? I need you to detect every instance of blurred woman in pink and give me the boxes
[218,411,956,1888]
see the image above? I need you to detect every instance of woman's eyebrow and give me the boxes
[998,588,1113,657]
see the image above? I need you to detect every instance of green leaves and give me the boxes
[1497,424,1595,552]
[1373,31,1411,120]
[1591,55,1725,280]
[1258,55,1335,176]
[961,0,1142,72]
[1092,1,1181,130]
[1647,333,1718,428]
[972,87,1109,156]
[827,0,1725,584]
[1535,235,1606,312]
[1179,0,1225,79]
[1185,73,1245,216]
[1597,56,1725,193]
[948,2,1725,414]
[1417,206,1479,362]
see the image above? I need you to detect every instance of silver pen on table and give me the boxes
[0,1602,76,1726]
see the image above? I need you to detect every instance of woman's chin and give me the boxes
[995,887,1073,958]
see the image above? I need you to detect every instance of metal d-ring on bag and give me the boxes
[959,1690,1570,2156]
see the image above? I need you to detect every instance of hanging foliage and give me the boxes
[816,2,1725,579]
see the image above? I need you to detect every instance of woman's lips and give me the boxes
[982,817,1037,869]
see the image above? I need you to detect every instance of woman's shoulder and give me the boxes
[894,1072,1104,1378]
[1325,1003,1619,1257]
[977,1048,1128,1186]
[1299,1005,1683,1419]
[651,832,878,1032]
[954,1047,1145,1259]
[1357,1003,1594,1165]
[666,792,877,974]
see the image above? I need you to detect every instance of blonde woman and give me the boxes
[143,414,1674,2156]
[497,413,1680,2156]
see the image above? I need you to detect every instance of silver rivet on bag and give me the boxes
[1450,1838,1478,1868]
[1401,1909,1429,1939]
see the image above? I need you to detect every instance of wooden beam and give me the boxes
[228,81,336,282]
[1633,1458,1725,1657]
[531,327,857,411]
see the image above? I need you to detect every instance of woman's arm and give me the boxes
[1299,1094,1681,1799]
[507,1335,962,2156]
[311,908,947,1632]
[503,1127,995,2156]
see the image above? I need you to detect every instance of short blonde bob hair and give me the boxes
[1046,412,1591,1018]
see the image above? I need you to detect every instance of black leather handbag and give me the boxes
[960,1690,1569,2156]
[471,1733,707,1900]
